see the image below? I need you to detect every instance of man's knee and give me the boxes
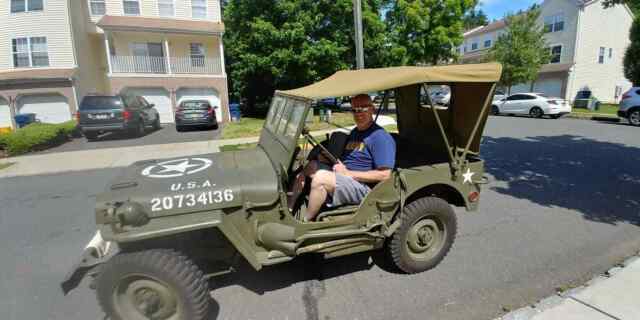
[312,170,335,190]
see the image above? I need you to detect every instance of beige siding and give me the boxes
[568,2,633,102]
[539,0,579,65]
[0,0,76,70]
[90,0,221,23]
[70,0,110,98]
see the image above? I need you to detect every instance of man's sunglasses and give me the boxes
[351,106,371,113]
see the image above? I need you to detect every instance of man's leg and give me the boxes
[306,169,336,221]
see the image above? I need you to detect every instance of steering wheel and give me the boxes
[301,127,338,165]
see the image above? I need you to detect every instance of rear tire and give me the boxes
[176,126,183,132]
[386,197,457,274]
[153,117,161,130]
[96,249,210,320]
[529,107,543,118]
[629,110,640,126]
[491,105,500,115]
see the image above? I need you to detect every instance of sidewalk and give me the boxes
[498,252,640,320]
[0,116,396,178]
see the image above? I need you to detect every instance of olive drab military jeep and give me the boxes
[61,63,503,320]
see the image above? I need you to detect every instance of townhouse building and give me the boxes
[459,0,634,103]
[0,0,229,130]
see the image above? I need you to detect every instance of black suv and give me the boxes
[77,95,161,140]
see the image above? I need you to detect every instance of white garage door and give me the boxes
[176,88,222,122]
[0,99,12,129]
[127,88,173,123]
[18,94,71,124]
[534,78,563,98]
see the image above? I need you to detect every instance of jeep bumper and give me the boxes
[61,231,113,295]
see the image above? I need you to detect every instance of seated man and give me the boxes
[304,94,396,221]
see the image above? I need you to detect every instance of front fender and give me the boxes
[100,210,262,271]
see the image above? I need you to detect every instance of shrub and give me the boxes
[0,121,78,156]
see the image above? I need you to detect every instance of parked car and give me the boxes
[491,92,571,119]
[492,90,506,102]
[431,91,451,105]
[77,95,161,140]
[316,97,340,108]
[619,87,640,126]
[175,100,219,131]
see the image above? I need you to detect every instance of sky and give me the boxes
[479,0,543,20]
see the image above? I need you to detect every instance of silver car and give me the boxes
[491,92,571,119]
[619,87,640,126]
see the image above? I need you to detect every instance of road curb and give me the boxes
[565,113,620,122]
[496,251,640,320]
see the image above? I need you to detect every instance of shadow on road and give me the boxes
[482,134,640,226]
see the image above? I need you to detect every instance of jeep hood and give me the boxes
[96,147,279,218]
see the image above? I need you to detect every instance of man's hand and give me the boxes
[333,161,349,176]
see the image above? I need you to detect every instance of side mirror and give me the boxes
[148,103,155,108]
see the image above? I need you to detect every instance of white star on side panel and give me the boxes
[462,168,475,184]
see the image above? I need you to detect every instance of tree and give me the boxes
[624,19,640,85]
[384,0,476,66]
[223,0,387,109]
[487,8,550,94]
[463,8,489,30]
[602,0,640,14]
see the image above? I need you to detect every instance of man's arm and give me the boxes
[333,162,391,183]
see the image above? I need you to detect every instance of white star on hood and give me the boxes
[156,160,202,174]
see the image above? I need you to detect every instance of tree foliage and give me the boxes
[463,7,489,30]
[384,0,476,66]
[487,8,550,94]
[624,18,640,85]
[602,0,640,14]
[223,0,387,108]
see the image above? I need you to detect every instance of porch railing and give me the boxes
[111,55,167,74]
[110,55,222,75]
[171,57,222,74]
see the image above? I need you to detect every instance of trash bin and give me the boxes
[14,113,37,128]
[229,103,241,122]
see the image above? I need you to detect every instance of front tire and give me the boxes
[96,249,210,320]
[491,105,500,115]
[387,197,457,274]
[153,116,161,130]
[84,132,98,141]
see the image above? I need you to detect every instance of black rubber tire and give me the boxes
[96,249,210,320]
[629,110,640,126]
[491,105,500,115]
[212,122,219,130]
[134,121,145,137]
[529,107,543,118]
[153,117,161,130]
[176,126,183,132]
[387,197,457,274]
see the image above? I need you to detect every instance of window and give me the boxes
[471,42,478,50]
[90,0,106,15]
[192,0,207,19]
[190,43,205,67]
[130,43,149,56]
[484,39,491,48]
[123,0,140,15]
[599,47,605,64]
[12,37,49,68]
[158,0,174,17]
[11,0,43,13]
[544,14,564,33]
[549,45,562,63]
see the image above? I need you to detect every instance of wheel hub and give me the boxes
[116,276,179,320]
[134,288,162,315]
[407,219,440,254]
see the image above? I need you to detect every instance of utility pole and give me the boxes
[353,0,364,69]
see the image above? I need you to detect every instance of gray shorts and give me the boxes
[329,173,371,207]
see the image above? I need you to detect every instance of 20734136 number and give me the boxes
[150,189,234,212]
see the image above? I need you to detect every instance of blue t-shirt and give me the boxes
[341,123,396,171]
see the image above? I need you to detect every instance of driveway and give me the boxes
[38,123,222,154]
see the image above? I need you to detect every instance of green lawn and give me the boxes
[572,104,619,115]
[0,162,15,170]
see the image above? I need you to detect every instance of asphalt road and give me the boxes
[38,123,222,154]
[1,116,639,320]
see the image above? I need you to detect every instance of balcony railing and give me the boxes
[110,55,222,75]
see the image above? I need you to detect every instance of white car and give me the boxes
[430,91,451,105]
[491,92,571,119]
